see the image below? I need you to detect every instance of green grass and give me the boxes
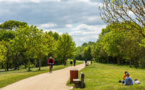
[69,62,145,90]
[0,61,83,88]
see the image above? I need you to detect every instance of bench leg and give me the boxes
[74,82,81,88]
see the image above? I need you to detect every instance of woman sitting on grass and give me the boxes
[124,73,133,85]
[123,71,128,81]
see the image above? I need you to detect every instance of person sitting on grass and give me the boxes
[123,71,128,80]
[124,73,133,85]
[122,71,128,83]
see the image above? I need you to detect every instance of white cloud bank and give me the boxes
[69,24,106,46]
[39,23,57,28]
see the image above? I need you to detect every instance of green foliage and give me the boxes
[0,20,27,30]
[92,22,145,67]
[0,20,75,71]
[0,30,15,41]
[0,41,7,64]
[56,33,76,65]
[75,41,95,60]
[83,47,92,60]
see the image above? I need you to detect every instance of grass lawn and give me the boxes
[0,61,83,88]
[70,62,145,90]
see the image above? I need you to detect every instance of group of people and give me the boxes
[119,71,140,85]
[70,59,76,66]
[47,57,77,72]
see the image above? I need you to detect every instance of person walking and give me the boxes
[73,59,76,66]
[70,61,73,66]
[85,59,87,65]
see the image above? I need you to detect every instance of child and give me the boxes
[123,71,128,80]
[119,71,129,84]
[70,61,73,66]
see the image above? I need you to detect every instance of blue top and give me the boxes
[124,77,133,85]
[85,60,87,63]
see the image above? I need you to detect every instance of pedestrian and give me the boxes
[85,59,87,65]
[73,59,76,66]
[70,61,73,66]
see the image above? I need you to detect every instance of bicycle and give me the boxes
[49,63,53,73]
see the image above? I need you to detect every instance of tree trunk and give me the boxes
[5,62,6,71]
[39,55,42,71]
[28,56,31,71]
[129,59,132,68]
[117,56,120,65]
[6,62,8,71]
[135,58,139,68]
[107,56,109,64]
[64,56,66,66]
[113,57,115,64]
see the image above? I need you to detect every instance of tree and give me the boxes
[75,46,84,60]
[11,26,42,71]
[0,20,27,30]
[56,33,76,65]
[0,30,15,41]
[100,0,145,37]
[0,30,15,71]
[53,32,59,40]
[34,31,54,70]
[0,41,7,65]
[83,47,92,60]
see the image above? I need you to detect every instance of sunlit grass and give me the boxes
[70,62,145,90]
[0,61,83,88]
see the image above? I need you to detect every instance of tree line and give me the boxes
[76,22,145,68]
[76,0,145,68]
[0,20,75,71]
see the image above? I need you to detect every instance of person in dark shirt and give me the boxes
[73,59,76,66]
[70,61,73,66]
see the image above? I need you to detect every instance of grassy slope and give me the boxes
[72,62,145,90]
[0,61,83,88]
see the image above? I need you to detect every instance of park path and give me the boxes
[1,62,85,90]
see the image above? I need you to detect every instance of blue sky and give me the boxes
[0,0,106,46]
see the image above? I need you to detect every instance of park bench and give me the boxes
[73,72,85,88]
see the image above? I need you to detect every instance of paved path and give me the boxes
[1,63,85,90]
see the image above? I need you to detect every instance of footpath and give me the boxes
[0,63,85,90]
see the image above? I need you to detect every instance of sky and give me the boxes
[0,0,106,46]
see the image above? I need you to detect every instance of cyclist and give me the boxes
[48,57,54,72]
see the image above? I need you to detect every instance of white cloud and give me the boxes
[69,24,106,46]
[62,0,99,5]
[0,0,61,2]
[39,23,57,28]
[87,16,100,21]
[65,24,72,28]
[72,24,102,32]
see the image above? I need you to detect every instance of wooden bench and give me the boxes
[73,73,85,88]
